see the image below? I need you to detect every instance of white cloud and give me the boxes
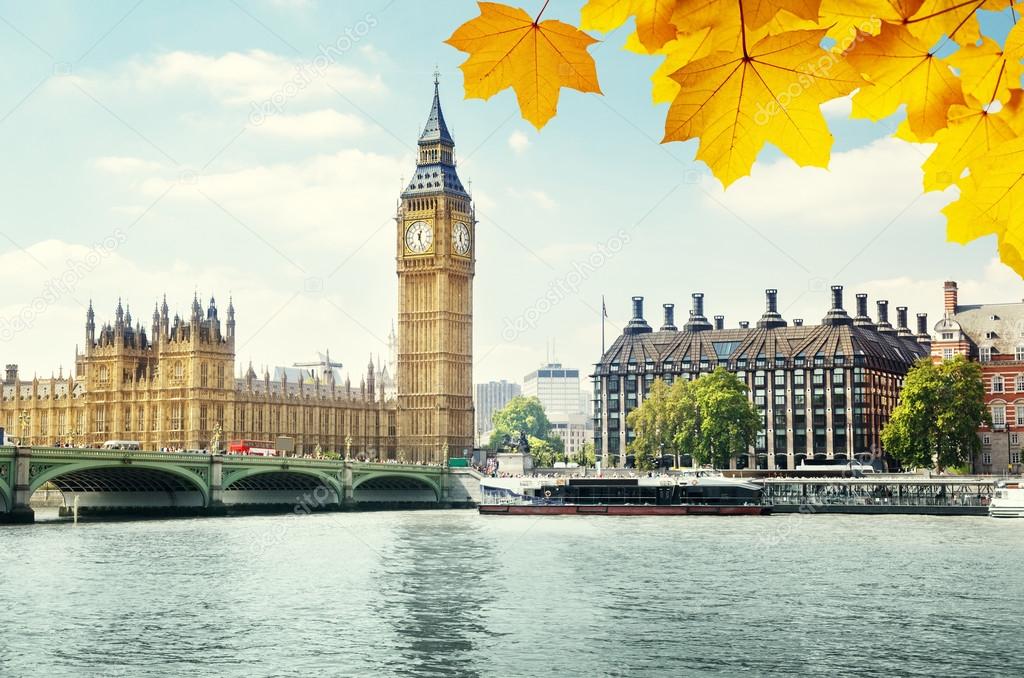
[0,239,386,383]
[507,187,555,210]
[129,148,408,245]
[855,257,1024,328]
[508,130,530,154]
[94,156,164,174]
[65,50,384,108]
[822,94,853,119]
[250,109,367,139]
[703,137,944,228]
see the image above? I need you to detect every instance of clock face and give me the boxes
[452,222,471,256]
[405,220,433,254]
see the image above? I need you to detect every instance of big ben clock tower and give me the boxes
[396,74,475,462]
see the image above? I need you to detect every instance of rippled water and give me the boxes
[1,510,1023,677]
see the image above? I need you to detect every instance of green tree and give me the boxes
[626,378,677,472]
[882,356,988,471]
[572,441,596,468]
[488,396,564,453]
[689,367,762,469]
[627,369,760,470]
[527,435,559,467]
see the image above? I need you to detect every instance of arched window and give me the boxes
[174,361,183,379]
[98,366,109,383]
[993,403,1007,427]
[200,363,209,387]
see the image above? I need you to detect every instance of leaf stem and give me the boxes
[905,0,980,25]
[987,61,1006,106]
[534,0,551,24]
[738,0,747,57]
[945,1,983,41]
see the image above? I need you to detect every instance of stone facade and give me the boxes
[0,296,395,457]
[395,77,475,461]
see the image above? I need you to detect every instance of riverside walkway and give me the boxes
[0,446,481,523]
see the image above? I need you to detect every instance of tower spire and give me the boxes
[419,70,453,146]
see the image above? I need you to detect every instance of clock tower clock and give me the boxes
[396,74,475,463]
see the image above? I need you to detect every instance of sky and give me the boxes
[0,0,1022,391]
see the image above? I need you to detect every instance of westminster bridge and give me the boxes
[0,447,482,523]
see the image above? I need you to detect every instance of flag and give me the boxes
[602,295,608,318]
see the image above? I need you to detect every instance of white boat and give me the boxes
[989,480,1024,518]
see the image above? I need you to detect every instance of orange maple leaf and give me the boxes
[446,2,602,130]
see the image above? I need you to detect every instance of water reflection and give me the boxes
[373,512,500,677]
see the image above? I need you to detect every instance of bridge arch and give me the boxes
[222,468,343,508]
[29,461,210,510]
[351,472,441,503]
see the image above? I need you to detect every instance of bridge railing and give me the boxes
[10,447,446,474]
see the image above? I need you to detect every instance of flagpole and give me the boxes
[601,295,606,356]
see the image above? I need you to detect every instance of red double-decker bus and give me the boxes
[227,439,277,456]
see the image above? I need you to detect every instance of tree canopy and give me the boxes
[881,355,989,470]
[446,0,1024,279]
[626,368,761,469]
[488,395,565,453]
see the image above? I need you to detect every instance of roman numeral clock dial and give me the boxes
[405,220,433,254]
[452,222,470,256]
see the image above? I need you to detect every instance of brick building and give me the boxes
[931,280,1024,474]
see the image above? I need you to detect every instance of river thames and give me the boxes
[1,511,1022,677]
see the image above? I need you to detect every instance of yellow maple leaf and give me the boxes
[663,27,862,186]
[905,0,1006,47]
[845,22,964,140]
[580,0,678,51]
[741,0,822,29]
[446,2,602,130]
[943,137,1024,277]
[819,0,920,43]
[922,103,1016,190]
[947,36,1022,105]
[625,27,715,103]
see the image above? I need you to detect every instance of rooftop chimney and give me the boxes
[738,320,750,329]
[624,296,652,335]
[875,300,895,334]
[944,280,958,316]
[896,306,913,337]
[683,292,713,332]
[916,312,931,346]
[757,288,787,329]
[822,285,853,326]
[793,318,804,326]
[714,315,725,330]
[853,292,875,328]
[661,303,678,331]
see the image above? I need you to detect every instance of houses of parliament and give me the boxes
[0,79,476,463]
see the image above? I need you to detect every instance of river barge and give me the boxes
[479,472,771,516]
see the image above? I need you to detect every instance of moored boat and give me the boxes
[989,480,1024,518]
[479,471,771,516]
